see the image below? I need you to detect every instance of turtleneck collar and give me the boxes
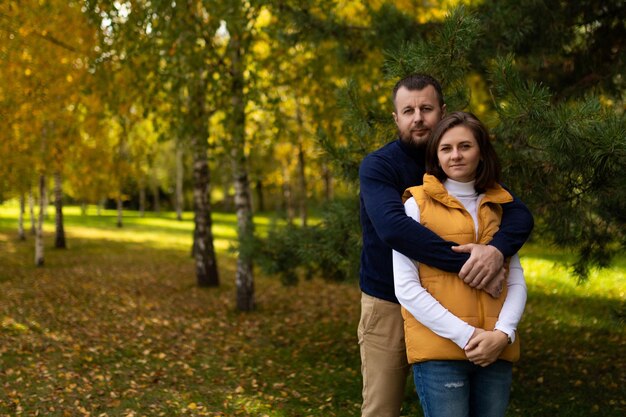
[443,178,477,198]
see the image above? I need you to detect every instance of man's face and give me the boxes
[392,85,445,148]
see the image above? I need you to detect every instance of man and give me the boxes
[358,74,533,417]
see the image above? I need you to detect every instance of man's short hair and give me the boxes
[392,74,445,108]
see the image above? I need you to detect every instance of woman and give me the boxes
[392,111,528,417]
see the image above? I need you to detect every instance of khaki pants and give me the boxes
[358,292,410,417]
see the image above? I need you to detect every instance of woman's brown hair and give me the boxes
[425,111,502,193]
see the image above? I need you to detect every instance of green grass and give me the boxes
[0,205,624,416]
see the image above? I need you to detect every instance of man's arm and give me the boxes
[360,154,468,272]
[454,189,534,289]
[492,186,534,256]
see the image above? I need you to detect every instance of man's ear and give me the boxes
[392,112,398,124]
[441,104,447,116]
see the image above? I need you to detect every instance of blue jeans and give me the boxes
[413,360,513,417]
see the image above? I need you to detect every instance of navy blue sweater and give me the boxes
[359,139,534,303]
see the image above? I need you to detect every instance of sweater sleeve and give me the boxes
[360,154,468,272]
[490,186,534,257]
[393,197,476,348]
[494,254,527,342]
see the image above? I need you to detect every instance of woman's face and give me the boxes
[437,125,481,183]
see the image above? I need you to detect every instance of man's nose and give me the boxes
[413,110,423,123]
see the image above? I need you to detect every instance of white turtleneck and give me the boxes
[393,178,527,349]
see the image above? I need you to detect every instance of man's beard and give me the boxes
[399,128,428,149]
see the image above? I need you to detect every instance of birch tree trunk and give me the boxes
[29,189,36,234]
[229,27,255,312]
[189,74,219,287]
[54,171,66,249]
[176,146,184,221]
[43,180,50,219]
[18,193,26,240]
[35,174,46,266]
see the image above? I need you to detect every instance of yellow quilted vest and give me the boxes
[401,174,520,363]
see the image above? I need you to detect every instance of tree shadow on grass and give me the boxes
[279,286,625,417]
[510,289,624,417]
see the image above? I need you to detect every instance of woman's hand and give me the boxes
[464,329,509,367]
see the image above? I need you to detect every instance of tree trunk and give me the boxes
[231,147,255,311]
[116,117,128,226]
[139,182,146,217]
[191,214,197,258]
[43,179,50,219]
[29,189,36,234]
[297,141,308,227]
[18,193,26,240]
[189,74,219,287]
[176,146,184,221]
[152,182,160,213]
[255,179,264,212]
[282,165,295,225]
[54,171,66,249]
[230,28,255,312]
[295,103,308,227]
[35,174,46,266]
[116,195,123,228]
[191,141,220,286]
[81,202,87,216]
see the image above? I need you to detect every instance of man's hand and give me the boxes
[483,268,506,298]
[464,329,508,367]
[452,244,504,294]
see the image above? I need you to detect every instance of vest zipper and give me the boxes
[477,292,485,329]
[475,200,485,329]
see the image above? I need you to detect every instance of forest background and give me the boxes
[0,0,625,416]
